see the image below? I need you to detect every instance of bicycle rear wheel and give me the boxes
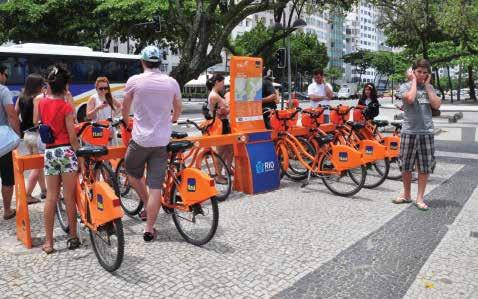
[320,151,366,197]
[387,157,402,180]
[199,151,231,202]
[114,159,143,215]
[89,218,124,272]
[55,191,69,233]
[285,137,315,181]
[171,183,219,246]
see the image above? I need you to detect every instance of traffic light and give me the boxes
[275,48,286,68]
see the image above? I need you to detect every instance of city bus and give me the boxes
[0,43,141,121]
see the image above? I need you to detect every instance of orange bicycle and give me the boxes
[159,135,219,245]
[271,108,367,197]
[177,118,232,201]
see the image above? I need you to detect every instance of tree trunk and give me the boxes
[434,68,445,100]
[447,65,453,103]
[457,64,462,101]
[468,65,476,101]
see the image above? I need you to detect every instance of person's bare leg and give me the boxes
[62,172,79,239]
[43,175,61,248]
[2,185,14,217]
[127,175,149,206]
[416,172,429,205]
[401,171,412,200]
[25,169,40,197]
[145,189,162,233]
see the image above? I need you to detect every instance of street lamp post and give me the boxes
[272,13,306,109]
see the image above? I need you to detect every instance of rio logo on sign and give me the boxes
[255,161,275,174]
[339,152,348,162]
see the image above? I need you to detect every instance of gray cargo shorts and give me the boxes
[124,140,168,189]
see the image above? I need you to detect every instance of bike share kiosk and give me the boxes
[229,56,280,194]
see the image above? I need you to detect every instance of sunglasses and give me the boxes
[98,87,109,91]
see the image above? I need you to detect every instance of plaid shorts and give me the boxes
[400,133,436,173]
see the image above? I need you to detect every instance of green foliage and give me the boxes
[0,0,101,49]
[233,25,329,81]
[342,50,371,74]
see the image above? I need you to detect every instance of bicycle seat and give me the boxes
[372,120,389,127]
[346,121,365,130]
[167,141,194,153]
[171,131,188,139]
[390,122,402,130]
[76,146,108,158]
[317,134,335,145]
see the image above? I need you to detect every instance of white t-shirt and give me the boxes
[307,82,332,113]
[91,93,113,121]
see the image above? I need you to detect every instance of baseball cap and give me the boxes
[140,46,161,62]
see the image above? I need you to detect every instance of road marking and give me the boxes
[435,151,478,160]
[435,127,462,141]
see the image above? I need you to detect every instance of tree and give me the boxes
[0,0,356,87]
[325,66,343,85]
[0,0,102,49]
[342,50,372,85]
[233,24,329,89]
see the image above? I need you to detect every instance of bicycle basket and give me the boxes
[79,120,111,146]
[270,109,298,131]
[301,107,325,128]
[353,105,365,122]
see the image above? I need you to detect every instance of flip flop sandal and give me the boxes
[66,237,81,250]
[143,228,158,242]
[42,244,55,255]
[414,202,430,211]
[3,209,16,220]
[27,196,41,205]
[392,196,412,204]
[139,210,147,222]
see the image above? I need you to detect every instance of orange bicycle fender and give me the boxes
[330,144,364,171]
[178,168,218,205]
[359,140,387,163]
[382,136,400,158]
[90,181,124,228]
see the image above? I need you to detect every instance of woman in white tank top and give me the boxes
[86,77,121,121]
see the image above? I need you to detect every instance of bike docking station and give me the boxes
[228,56,281,194]
[12,147,126,249]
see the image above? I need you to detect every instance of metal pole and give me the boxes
[287,34,292,105]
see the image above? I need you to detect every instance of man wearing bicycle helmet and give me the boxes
[122,45,182,241]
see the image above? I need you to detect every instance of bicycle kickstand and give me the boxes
[301,170,313,188]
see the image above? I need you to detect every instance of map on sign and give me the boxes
[234,76,262,102]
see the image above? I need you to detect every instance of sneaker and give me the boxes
[139,210,147,221]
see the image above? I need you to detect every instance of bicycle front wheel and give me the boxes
[89,218,125,272]
[285,137,316,181]
[364,158,390,188]
[114,159,143,215]
[199,151,231,202]
[171,183,219,246]
[320,151,366,197]
[387,157,402,180]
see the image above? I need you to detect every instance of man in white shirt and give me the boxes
[307,68,334,123]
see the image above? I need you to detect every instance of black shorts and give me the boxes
[0,151,14,186]
[221,119,231,134]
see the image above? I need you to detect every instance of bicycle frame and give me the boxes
[76,158,124,230]
[161,148,218,212]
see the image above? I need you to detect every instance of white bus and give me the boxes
[0,43,141,121]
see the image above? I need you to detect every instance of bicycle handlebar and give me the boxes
[274,107,302,121]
